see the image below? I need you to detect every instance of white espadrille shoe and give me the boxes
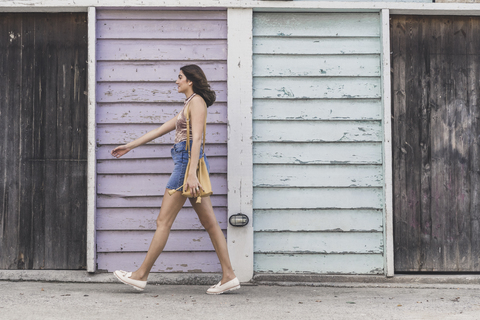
[113,270,147,291]
[206,277,240,295]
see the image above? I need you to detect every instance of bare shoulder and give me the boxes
[189,95,207,113]
[190,94,207,108]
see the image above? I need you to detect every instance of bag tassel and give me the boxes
[168,185,202,203]
[168,185,182,196]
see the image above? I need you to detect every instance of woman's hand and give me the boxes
[185,173,202,198]
[111,145,131,158]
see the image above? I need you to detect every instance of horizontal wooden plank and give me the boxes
[97,157,226,174]
[96,207,227,230]
[253,55,380,77]
[252,99,382,121]
[96,194,227,208]
[253,164,383,187]
[253,77,381,99]
[97,20,227,39]
[253,13,380,37]
[96,123,227,144]
[254,232,383,254]
[96,103,227,124]
[97,174,227,197]
[96,10,227,21]
[97,81,227,103]
[97,61,227,82]
[97,251,221,272]
[253,142,382,164]
[97,230,226,252]
[253,120,382,142]
[96,144,228,160]
[253,37,381,55]
[253,209,383,232]
[253,187,383,209]
[97,39,227,61]
[254,253,383,274]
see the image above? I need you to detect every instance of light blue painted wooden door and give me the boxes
[252,12,384,274]
[95,10,227,273]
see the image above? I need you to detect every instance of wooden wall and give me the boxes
[391,15,480,272]
[0,13,88,270]
[95,10,227,272]
[252,12,384,274]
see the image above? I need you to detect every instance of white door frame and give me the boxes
[226,8,254,283]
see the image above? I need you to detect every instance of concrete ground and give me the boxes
[1,281,480,320]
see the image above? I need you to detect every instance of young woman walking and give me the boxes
[111,65,239,295]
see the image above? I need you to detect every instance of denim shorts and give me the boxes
[165,140,210,190]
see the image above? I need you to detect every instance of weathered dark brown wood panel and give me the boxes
[0,13,88,270]
[391,15,480,272]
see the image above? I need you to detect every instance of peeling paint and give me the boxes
[276,87,294,98]
[293,158,312,165]
[329,161,350,165]
[369,267,383,274]
[8,31,20,42]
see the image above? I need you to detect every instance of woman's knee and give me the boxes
[199,216,218,232]
[156,215,173,230]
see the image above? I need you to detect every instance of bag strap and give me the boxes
[184,94,206,158]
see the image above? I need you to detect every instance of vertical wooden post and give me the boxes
[227,8,254,282]
[381,9,394,277]
[87,6,97,273]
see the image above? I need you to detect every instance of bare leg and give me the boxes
[190,196,236,284]
[129,189,187,281]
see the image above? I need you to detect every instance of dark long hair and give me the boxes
[180,65,216,107]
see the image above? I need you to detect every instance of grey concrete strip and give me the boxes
[0,271,222,285]
[253,273,480,285]
[3,271,480,288]
[1,281,480,320]
[255,281,480,290]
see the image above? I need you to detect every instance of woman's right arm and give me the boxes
[111,115,177,158]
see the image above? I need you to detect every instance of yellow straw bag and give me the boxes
[167,100,213,204]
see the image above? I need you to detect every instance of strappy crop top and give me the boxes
[174,93,196,143]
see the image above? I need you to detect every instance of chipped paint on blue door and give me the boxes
[252,12,384,274]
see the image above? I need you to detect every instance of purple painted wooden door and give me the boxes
[95,10,227,272]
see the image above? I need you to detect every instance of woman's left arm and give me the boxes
[185,96,207,197]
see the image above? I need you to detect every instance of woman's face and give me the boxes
[176,70,191,94]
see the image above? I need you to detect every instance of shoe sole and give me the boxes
[206,284,241,295]
[113,271,145,291]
